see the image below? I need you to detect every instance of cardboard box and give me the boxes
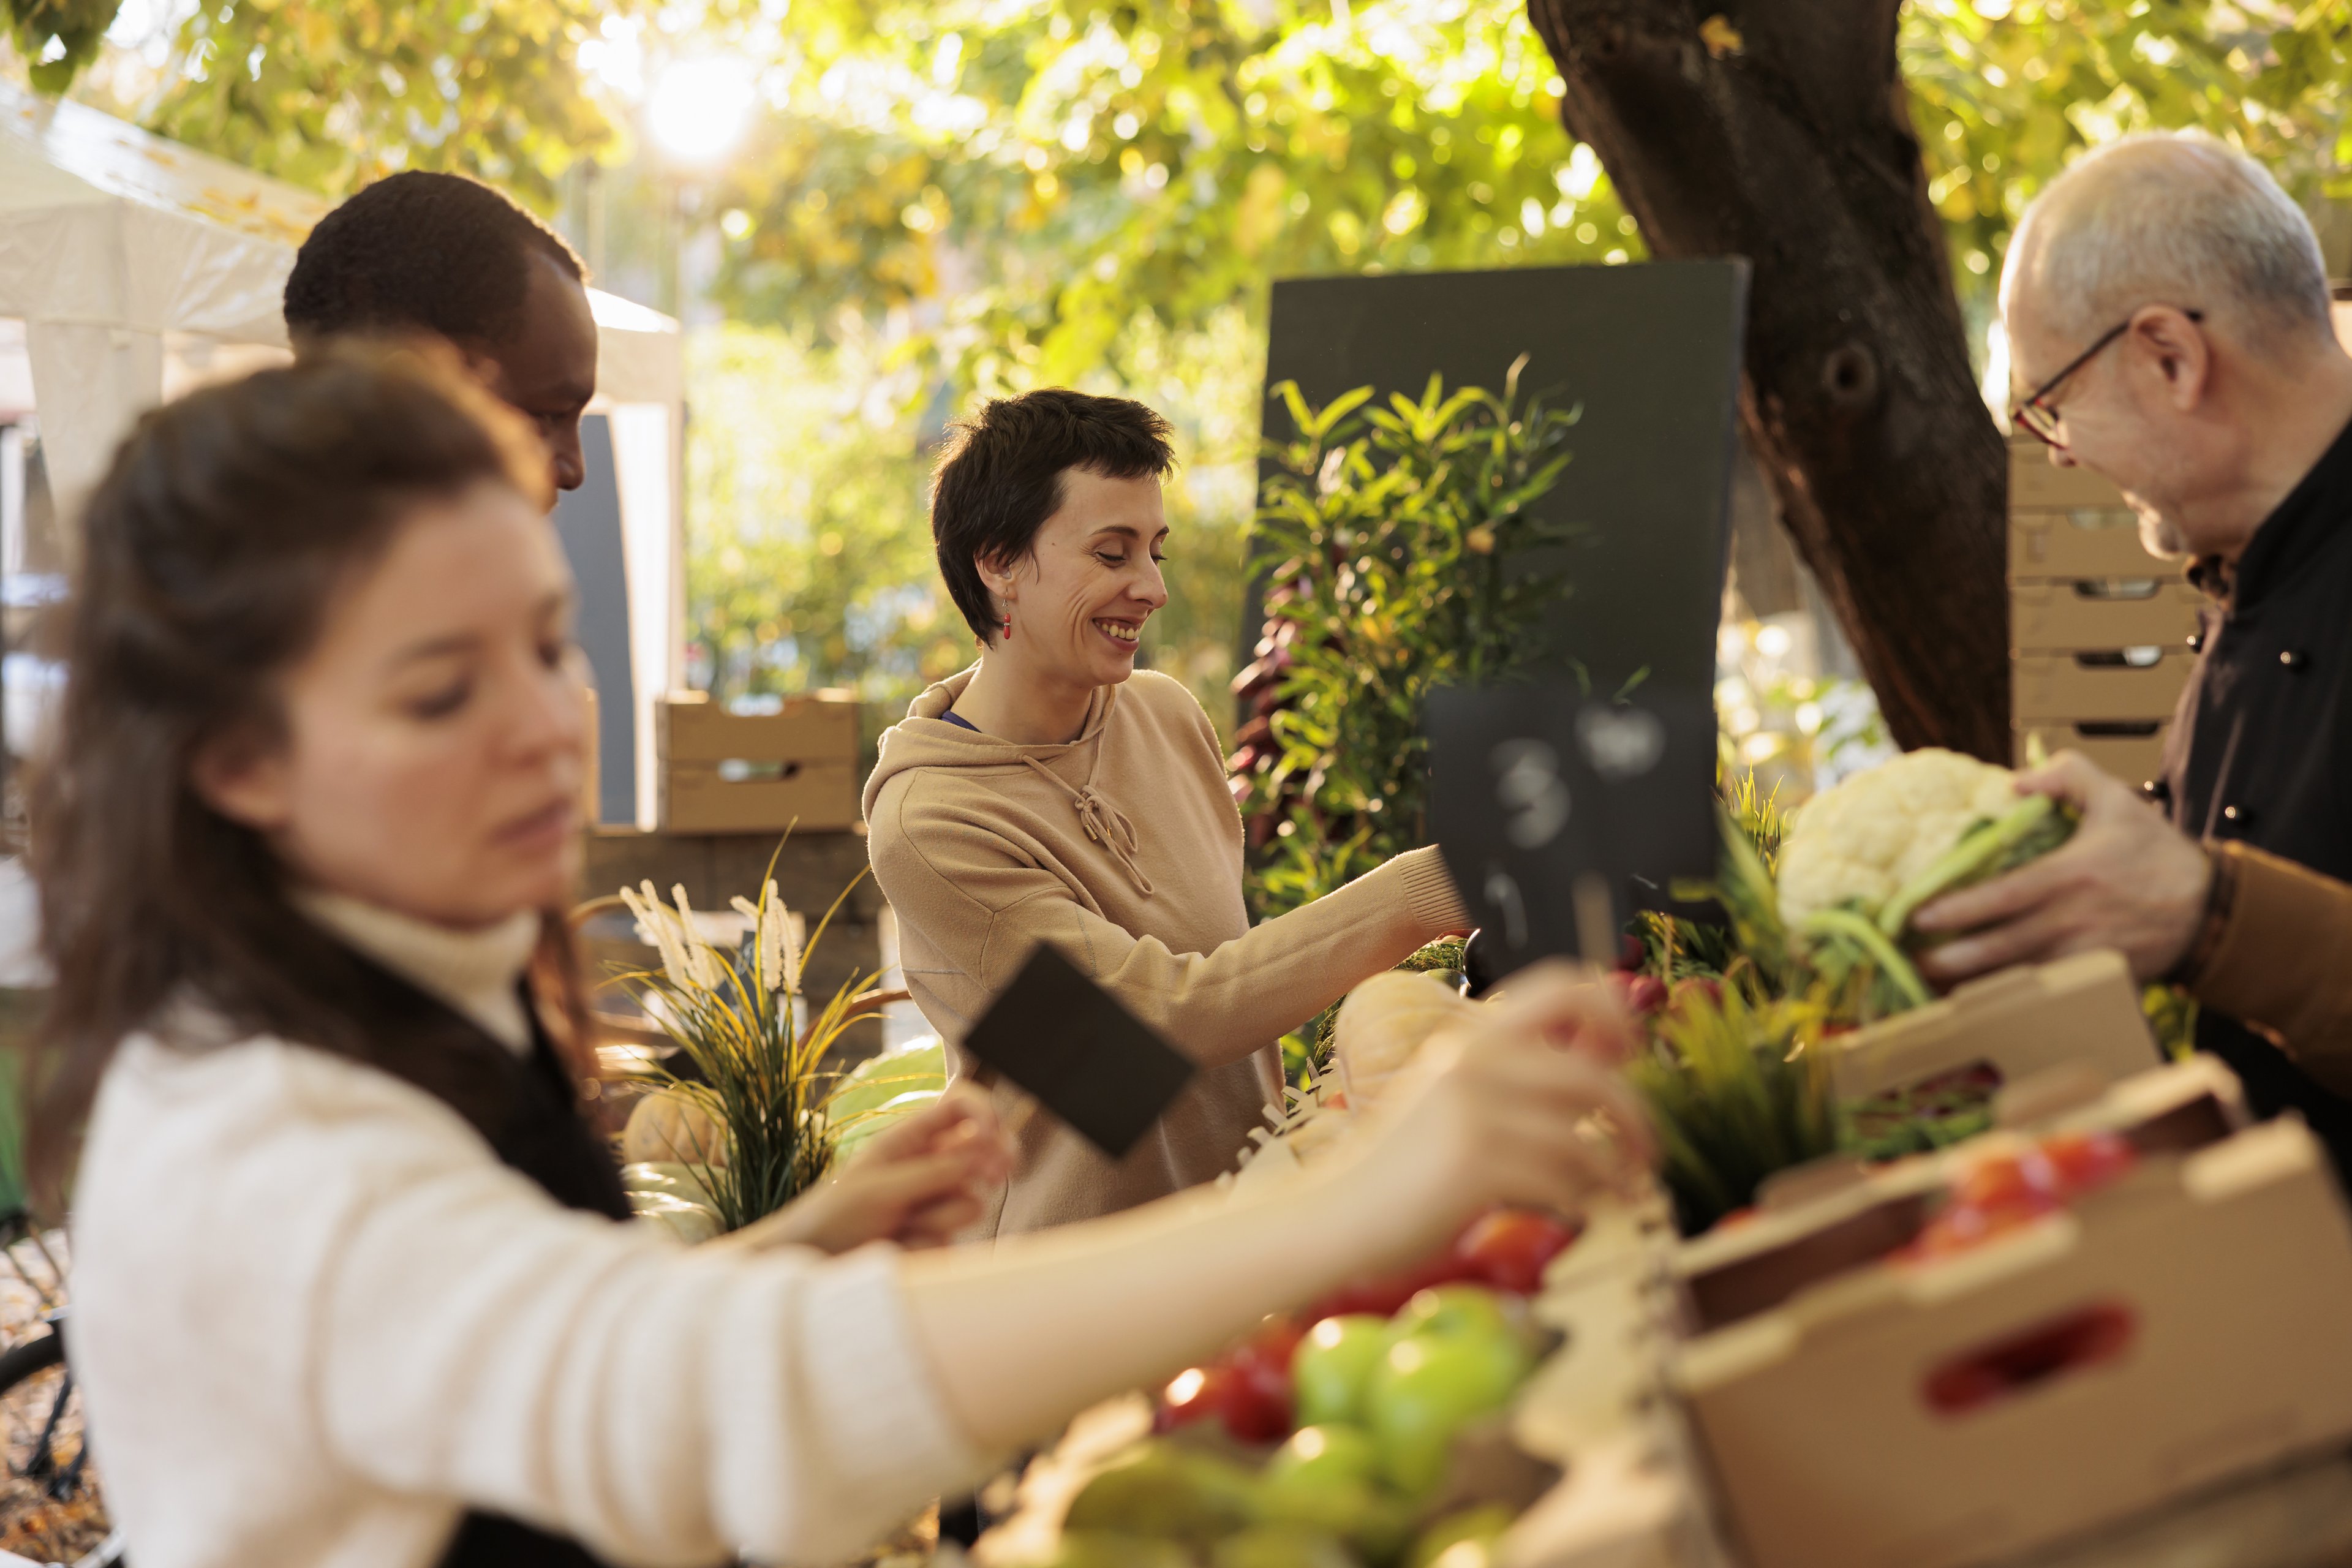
[2010,579,2201,654]
[1824,952,2160,1103]
[657,693,862,833]
[1673,1057,2352,1568]
[2015,722,2168,788]
[2008,508,2173,579]
[2013,649,2193,723]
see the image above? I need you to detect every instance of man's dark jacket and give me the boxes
[2163,413,2352,1175]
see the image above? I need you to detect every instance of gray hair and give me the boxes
[2015,131,2332,349]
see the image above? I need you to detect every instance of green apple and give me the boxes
[1387,1284,1518,1349]
[1292,1314,1391,1427]
[1367,1332,1536,1496]
[1212,1523,1365,1568]
[1408,1503,1518,1568]
[1268,1423,1383,1489]
[1259,1425,1416,1560]
[1064,1440,1258,1547]
[1041,1531,1197,1568]
[1259,1425,1381,1536]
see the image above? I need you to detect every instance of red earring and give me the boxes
[1002,615,1012,641]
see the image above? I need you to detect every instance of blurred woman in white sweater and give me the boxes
[30,345,1651,1568]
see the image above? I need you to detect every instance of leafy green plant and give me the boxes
[6,0,112,91]
[616,868,886,1234]
[1232,363,1581,921]
[1627,982,1840,1237]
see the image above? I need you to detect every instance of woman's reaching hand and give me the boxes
[1339,961,1656,1272]
[706,1082,1016,1256]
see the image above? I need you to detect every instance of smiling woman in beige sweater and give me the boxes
[866,390,1473,1237]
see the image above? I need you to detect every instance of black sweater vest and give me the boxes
[303,940,634,1568]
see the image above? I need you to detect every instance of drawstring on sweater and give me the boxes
[1020,755,1156,896]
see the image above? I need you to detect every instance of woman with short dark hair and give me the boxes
[867,388,1478,1237]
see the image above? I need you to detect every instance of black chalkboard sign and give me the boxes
[1427,683,1719,979]
[961,944,1197,1159]
[1258,261,1749,697]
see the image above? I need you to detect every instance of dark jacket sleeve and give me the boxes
[2186,841,2352,1099]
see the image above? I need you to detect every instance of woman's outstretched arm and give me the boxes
[900,964,1646,1449]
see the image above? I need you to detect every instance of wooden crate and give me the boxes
[2015,722,2169,788]
[2008,508,2174,580]
[657,695,862,833]
[2010,579,2201,654]
[2013,649,2194,723]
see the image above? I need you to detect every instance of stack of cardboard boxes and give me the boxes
[2008,434,2201,788]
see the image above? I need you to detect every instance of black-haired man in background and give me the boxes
[285,170,598,492]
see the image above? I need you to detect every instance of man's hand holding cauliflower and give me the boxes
[1910,753,2214,986]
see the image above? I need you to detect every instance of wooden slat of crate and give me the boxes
[2010,508,2174,579]
[661,697,859,764]
[2011,580,2203,653]
[2015,723,2169,788]
[662,758,862,833]
[2014,650,2194,723]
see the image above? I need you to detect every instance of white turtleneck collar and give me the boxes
[296,889,542,1055]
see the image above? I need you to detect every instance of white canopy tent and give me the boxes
[0,81,684,825]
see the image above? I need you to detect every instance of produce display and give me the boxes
[1018,1210,1579,1568]
[1613,752,2092,1233]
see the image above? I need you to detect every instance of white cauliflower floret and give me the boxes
[1776,748,2020,929]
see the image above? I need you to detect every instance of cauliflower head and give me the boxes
[1776,748,2021,929]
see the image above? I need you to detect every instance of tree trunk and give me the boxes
[1526,0,2010,760]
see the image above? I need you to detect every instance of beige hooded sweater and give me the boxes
[864,665,1472,1237]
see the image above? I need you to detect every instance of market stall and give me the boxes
[0,81,683,824]
[965,742,2352,1568]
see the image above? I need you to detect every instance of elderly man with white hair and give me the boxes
[1915,130,2352,1176]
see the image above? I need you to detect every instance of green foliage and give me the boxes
[2144,982,2201,1060]
[6,0,113,92]
[1841,1066,2001,1163]
[685,324,974,742]
[42,0,623,210]
[1904,0,2352,314]
[702,0,1637,391]
[1628,986,1840,1237]
[1235,368,1580,921]
[616,868,877,1233]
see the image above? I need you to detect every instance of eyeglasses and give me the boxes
[2011,308,2204,448]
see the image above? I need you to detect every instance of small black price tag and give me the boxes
[1427,684,1717,979]
[961,944,1198,1159]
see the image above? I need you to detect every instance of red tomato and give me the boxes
[1951,1152,2058,1212]
[1454,1208,1580,1294]
[1153,1363,1235,1433]
[1169,1316,1302,1445]
[1219,1360,1295,1444]
[1613,974,1668,1017]
[2040,1131,2137,1196]
[1907,1190,2059,1259]
[1306,1250,1479,1322]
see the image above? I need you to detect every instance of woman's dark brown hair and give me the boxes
[929,388,1174,641]
[24,343,582,1202]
